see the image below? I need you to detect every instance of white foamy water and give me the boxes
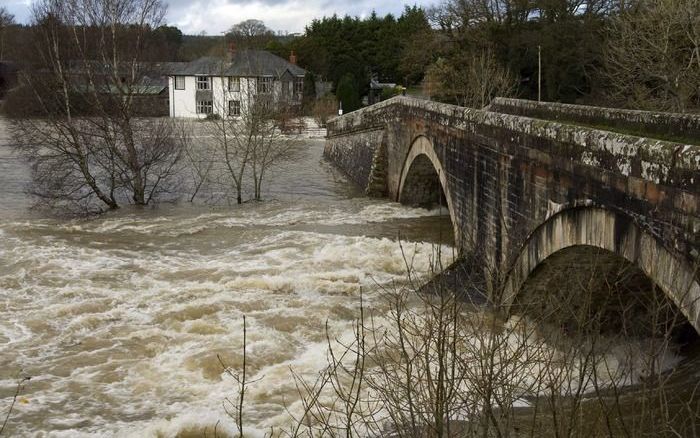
[0,119,458,436]
[0,196,454,437]
[0,117,695,436]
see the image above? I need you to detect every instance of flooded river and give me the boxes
[1,116,698,437]
[0,117,455,436]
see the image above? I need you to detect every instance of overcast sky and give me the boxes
[4,0,436,35]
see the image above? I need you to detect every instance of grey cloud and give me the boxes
[6,0,435,35]
[165,0,435,34]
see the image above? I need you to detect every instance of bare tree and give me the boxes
[249,104,303,201]
[208,250,698,437]
[0,7,14,62]
[218,315,264,438]
[430,0,617,30]
[312,94,338,128]
[604,0,700,112]
[10,0,187,214]
[276,234,699,438]
[226,19,274,50]
[192,63,303,204]
[202,102,254,205]
[182,126,216,203]
[426,49,517,108]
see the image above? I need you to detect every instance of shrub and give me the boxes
[312,93,338,128]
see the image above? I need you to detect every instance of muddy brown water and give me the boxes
[0,116,458,436]
[0,116,697,436]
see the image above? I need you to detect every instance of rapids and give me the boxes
[0,116,454,436]
[1,116,697,437]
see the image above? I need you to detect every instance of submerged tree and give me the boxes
[206,103,302,203]
[11,0,187,214]
[188,68,303,205]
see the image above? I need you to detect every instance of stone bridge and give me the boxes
[324,96,700,334]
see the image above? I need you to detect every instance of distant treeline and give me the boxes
[1,0,698,113]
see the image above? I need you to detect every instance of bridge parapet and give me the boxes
[325,96,700,331]
[489,97,700,143]
[327,96,699,193]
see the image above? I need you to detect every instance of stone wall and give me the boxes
[323,127,385,190]
[324,96,700,330]
[399,154,444,207]
[489,97,700,143]
[328,96,699,193]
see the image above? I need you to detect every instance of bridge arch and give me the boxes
[503,206,700,335]
[397,135,459,244]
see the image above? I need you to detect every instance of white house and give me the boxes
[167,49,306,118]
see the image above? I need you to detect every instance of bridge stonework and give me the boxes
[325,96,700,332]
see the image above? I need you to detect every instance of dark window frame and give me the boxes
[257,76,273,94]
[228,77,240,92]
[196,100,213,114]
[294,77,304,96]
[174,76,185,90]
[196,76,211,90]
[228,100,241,116]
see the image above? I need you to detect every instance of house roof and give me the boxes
[75,83,167,95]
[167,50,306,77]
[63,60,185,89]
[147,62,189,78]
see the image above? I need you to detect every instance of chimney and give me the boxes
[228,42,237,61]
[289,50,297,65]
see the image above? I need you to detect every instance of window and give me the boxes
[228,100,240,116]
[196,100,213,114]
[258,76,272,94]
[255,96,272,113]
[196,76,211,90]
[228,77,240,92]
[294,77,303,96]
[174,76,185,90]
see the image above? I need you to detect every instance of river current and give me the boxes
[1,116,698,437]
[0,117,455,436]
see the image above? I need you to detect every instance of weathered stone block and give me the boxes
[325,96,700,332]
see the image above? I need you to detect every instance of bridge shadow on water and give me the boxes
[399,149,700,436]
[326,96,700,436]
[415,242,700,436]
[511,251,696,433]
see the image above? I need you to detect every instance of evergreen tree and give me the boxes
[302,71,317,113]
[335,73,361,113]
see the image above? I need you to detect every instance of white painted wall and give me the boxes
[170,76,200,118]
[211,76,257,119]
[168,75,301,119]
